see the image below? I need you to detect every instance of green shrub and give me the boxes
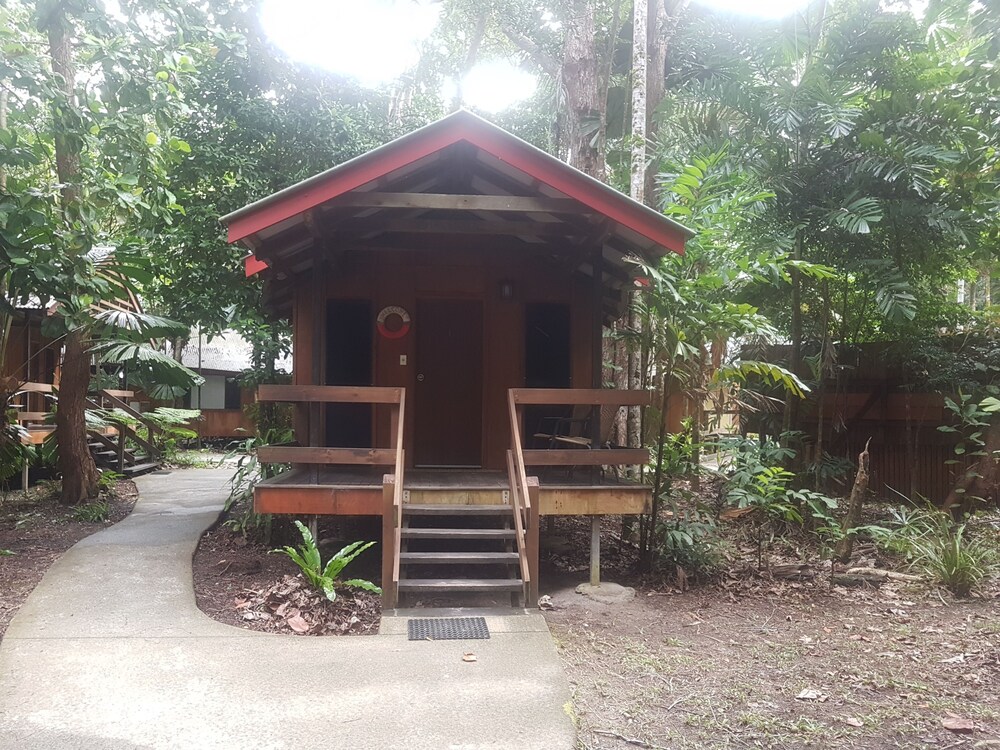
[274,520,381,602]
[870,507,998,597]
[222,429,292,542]
[654,500,723,581]
[911,524,997,597]
[70,500,110,523]
[97,470,123,491]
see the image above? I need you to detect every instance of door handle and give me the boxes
[416,373,425,382]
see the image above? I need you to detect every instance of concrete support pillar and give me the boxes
[590,515,602,586]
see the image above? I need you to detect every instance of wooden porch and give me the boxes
[253,385,652,608]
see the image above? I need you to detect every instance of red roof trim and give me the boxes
[224,112,690,269]
[244,254,268,277]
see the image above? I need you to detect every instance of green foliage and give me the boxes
[719,435,839,567]
[222,428,293,540]
[0,424,34,485]
[654,500,723,582]
[70,500,110,523]
[870,507,998,597]
[0,549,14,556]
[97,470,123,491]
[274,521,381,602]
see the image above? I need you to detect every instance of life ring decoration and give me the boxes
[376,305,411,340]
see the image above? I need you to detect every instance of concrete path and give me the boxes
[0,468,575,749]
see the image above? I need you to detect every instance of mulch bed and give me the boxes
[0,479,138,638]
[192,525,381,636]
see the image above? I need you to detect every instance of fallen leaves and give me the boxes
[940,714,976,734]
[462,652,477,663]
[795,688,828,702]
[233,574,380,636]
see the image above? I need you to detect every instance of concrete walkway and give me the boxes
[0,468,575,749]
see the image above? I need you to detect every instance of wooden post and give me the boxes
[117,427,126,472]
[381,475,396,609]
[590,515,602,586]
[527,478,541,606]
[309,254,327,483]
[591,248,603,450]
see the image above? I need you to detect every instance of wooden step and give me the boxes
[402,504,512,516]
[400,528,516,540]
[397,578,524,592]
[399,551,520,564]
[122,462,159,476]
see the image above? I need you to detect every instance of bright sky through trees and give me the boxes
[259,0,440,87]
[694,0,809,18]
[259,0,536,111]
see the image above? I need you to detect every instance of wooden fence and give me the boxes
[753,343,977,504]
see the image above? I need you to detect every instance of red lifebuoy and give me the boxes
[376,305,411,340]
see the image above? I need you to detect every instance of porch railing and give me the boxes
[255,384,406,607]
[86,389,161,468]
[507,388,653,598]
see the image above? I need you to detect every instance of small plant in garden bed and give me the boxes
[870,507,999,597]
[69,500,111,523]
[274,520,381,602]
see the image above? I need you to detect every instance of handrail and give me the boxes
[85,396,158,462]
[509,388,652,406]
[257,384,407,606]
[506,393,534,604]
[391,392,406,597]
[505,449,532,598]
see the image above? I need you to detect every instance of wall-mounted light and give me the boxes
[500,279,515,301]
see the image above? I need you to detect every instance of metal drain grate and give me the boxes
[408,616,490,641]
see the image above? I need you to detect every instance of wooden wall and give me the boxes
[289,240,598,470]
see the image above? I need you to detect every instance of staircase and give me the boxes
[86,389,161,478]
[394,480,527,607]
[87,431,160,478]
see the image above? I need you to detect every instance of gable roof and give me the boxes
[222,111,692,278]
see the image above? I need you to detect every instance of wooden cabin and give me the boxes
[222,111,692,607]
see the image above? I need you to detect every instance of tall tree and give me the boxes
[3,0,208,502]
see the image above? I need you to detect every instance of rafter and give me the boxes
[330,191,584,214]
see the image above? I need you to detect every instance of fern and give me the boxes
[274,521,381,602]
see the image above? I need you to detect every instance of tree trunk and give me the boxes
[562,0,606,181]
[58,328,99,504]
[833,440,871,563]
[43,2,100,504]
[624,0,648,477]
[783,231,804,442]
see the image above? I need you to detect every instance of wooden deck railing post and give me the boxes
[116,428,126,472]
[527,478,540,606]
[381,475,396,609]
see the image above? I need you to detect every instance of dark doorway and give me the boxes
[524,303,572,442]
[414,298,483,467]
[325,299,373,447]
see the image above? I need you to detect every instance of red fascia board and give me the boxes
[244,254,268,277]
[460,128,687,256]
[226,125,463,243]
[227,116,687,256]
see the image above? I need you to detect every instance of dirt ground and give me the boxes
[540,518,1000,750]
[0,479,138,638]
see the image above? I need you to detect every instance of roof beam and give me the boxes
[331,192,584,214]
[339,217,584,238]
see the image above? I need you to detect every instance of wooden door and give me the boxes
[414,298,483,467]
